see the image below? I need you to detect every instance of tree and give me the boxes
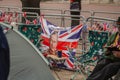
[109,0,114,3]
[70,0,81,27]
[20,0,41,22]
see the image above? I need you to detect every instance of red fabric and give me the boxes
[33,19,37,24]
[25,20,30,24]
[23,12,26,18]
[70,0,74,3]
[0,17,4,22]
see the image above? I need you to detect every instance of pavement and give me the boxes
[1,0,120,27]
[0,0,120,15]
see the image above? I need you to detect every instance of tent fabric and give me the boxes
[6,29,55,80]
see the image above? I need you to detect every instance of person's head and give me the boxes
[49,31,58,54]
[117,17,120,34]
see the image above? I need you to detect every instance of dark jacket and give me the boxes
[70,0,81,10]
[0,26,10,80]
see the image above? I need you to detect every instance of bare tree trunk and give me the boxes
[109,0,113,3]
[20,0,40,22]
[70,0,81,27]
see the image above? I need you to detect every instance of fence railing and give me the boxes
[0,6,120,26]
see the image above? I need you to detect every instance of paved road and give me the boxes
[0,0,120,17]
[0,0,120,26]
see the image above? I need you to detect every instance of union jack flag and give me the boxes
[39,16,83,69]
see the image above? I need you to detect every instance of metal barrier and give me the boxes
[64,10,92,27]
[1,6,120,26]
[0,6,63,14]
[64,9,93,17]
[0,10,39,24]
[0,6,86,27]
[22,7,63,14]
[81,16,117,53]
[0,6,20,12]
[43,13,86,27]
[21,7,63,26]
[93,11,120,19]
[64,10,120,27]
[86,16,116,27]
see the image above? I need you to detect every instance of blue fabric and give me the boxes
[0,26,10,80]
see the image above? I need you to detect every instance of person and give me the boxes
[70,0,81,27]
[0,26,10,80]
[86,17,120,80]
[42,30,58,58]
[49,31,58,55]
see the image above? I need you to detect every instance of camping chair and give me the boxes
[47,54,67,70]
[71,30,109,80]
[44,50,67,70]
[80,30,108,63]
[18,24,41,48]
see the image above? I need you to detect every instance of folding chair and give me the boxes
[71,30,109,80]
[80,30,108,62]
[18,24,41,48]
[47,54,67,70]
